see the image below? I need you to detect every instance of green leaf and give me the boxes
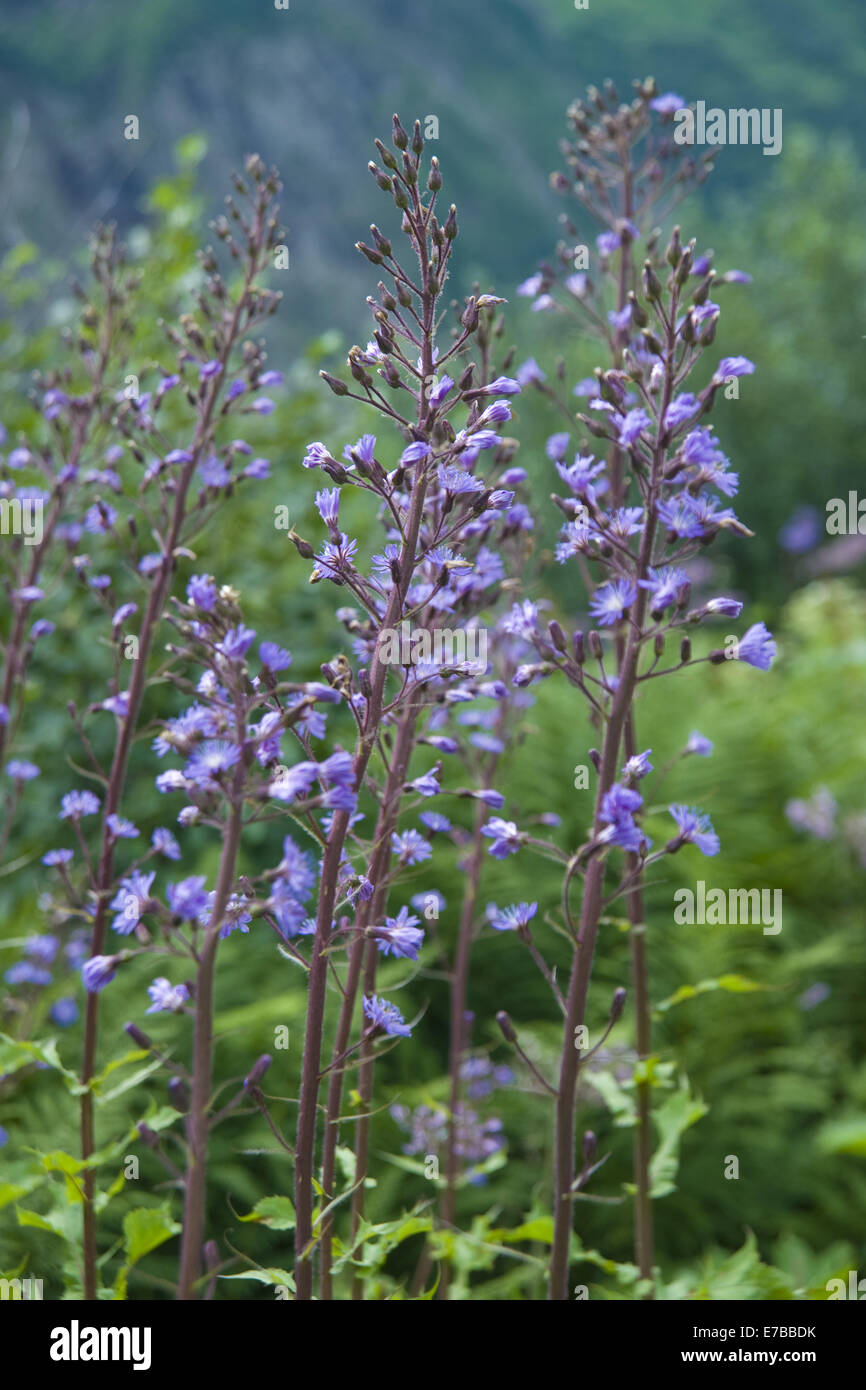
[0,1033,79,1090]
[655,974,766,1014]
[240,1195,296,1231]
[489,1216,554,1245]
[648,1081,709,1198]
[123,1204,181,1266]
[816,1116,866,1157]
[220,1268,294,1292]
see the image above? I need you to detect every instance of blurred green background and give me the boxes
[1,0,865,1299]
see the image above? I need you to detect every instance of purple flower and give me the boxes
[400,441,431,467]
[152,827,181,860]
[638,566,689,615]
[608,304,632,332]
[668,804,720,856]
[269,761,319,802]
[599,785,648,853]
[704,597,743,618]
[84,502,117,534]
[303,441,334,470]
[187,574,217,611]
[363,994,412,1038]
[617,408,650,448]
[259,641,292,672]
[501,599,539,641]
[419,810,451,832]
[198,455,230,487]
[737,622,776,671]
[469,789,505,809]
[59,789,100,820]
[517,273,544,297]
[7,760,40,781]
[43,848,74,867]
[651,91,686,115]
[50,998,79,1027]
[481,817,522,859]
[26,934,59,965]
[5,961,52,987]
[165,448,194,465]
[778,506,820,555]
[429,374,455,406]
[664,392,700,431]
[199,360,223,381]
[82,955,118,993]
[217,626,256,661]
[346,434,376,466]
[622,750,653,780]
[545,433,571,462]
[714,356,755,382]
[391,829,432,865]
[106,814,139,840]
[185,740,241,787]
[411,770,441,798]
[146,977,190,1014]
[656,496,707,539]
[167,875,210,921]
[589,579,637,626]
[485,376,521,396]
[686,731,714,757]
[375,906,424,961]
[438,464,485,496]
[486,901,537,932]
[110,870,156,935]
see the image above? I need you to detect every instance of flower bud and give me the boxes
[319,370,348,397]
[496,1010,518,1044]
[125,1022,153,1051]
[610,986,627,1023]
[243,1054,272,1089]
[548,619,567,653]
[642,259,663,301]
[168,1077,189,1113]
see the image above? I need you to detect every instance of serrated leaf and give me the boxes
[123,1204,181,1266]
[240,1195,295,1231]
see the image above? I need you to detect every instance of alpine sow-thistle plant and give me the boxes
[488,78,775,1299]
[0,79,777,1303]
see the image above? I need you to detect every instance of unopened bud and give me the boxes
[124,1022,153,1051]
[244,1054,272,1089]
[168,1077,189,1113]
[319,370,348,397]
[548,620,567,653]
[496,1010,518,1044]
